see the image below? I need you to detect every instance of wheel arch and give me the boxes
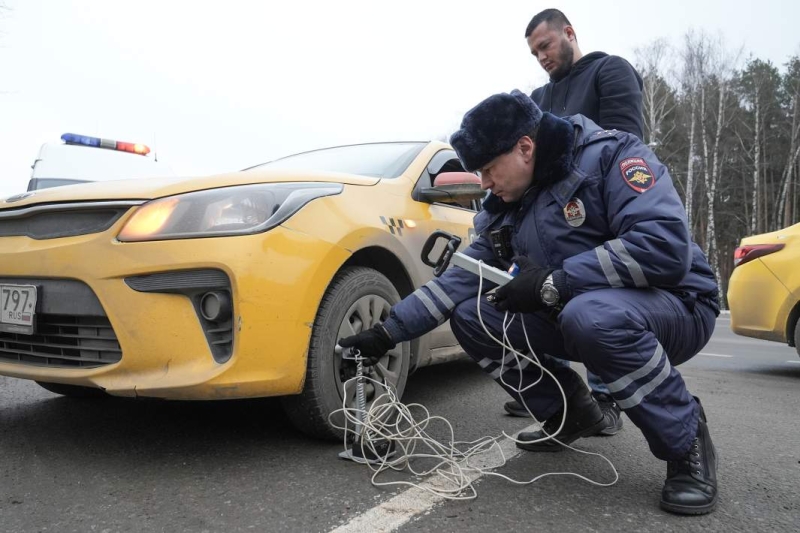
[340,246,427,371]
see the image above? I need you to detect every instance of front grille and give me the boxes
[0,201,142,239]
[125,269,230,293]
[0,315,122,368]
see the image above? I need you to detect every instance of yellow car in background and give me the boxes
[0,139,483,439]
[728,222,800,356]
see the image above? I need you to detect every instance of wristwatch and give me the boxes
[540,273,560,307]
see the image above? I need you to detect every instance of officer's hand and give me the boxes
[492,256,553,314]
[338,324,396,366]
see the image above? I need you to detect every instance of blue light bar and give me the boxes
[61,133,102,147]
[60,133,151,155]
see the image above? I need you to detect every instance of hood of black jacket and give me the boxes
[557,51,608,81]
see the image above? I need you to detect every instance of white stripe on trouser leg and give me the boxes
[489,355,531,379]
[616,358,671,409]
[608,343,673,410]
[477,357,493,369]
[606,343,664,394]
[488,353,518,378]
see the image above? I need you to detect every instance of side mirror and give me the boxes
[419,172,485,204]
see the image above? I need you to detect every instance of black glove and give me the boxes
[492,256,553,314]
[338,324,395,366]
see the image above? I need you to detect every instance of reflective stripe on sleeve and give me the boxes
[411,289,445,324]
[608,239,648,288]
[595,245,624,288]
[424,280,455,311]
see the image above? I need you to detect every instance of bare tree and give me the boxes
[680,30,709,232]
[750,92,762,233]
[776,57,800,228]
[635,39,678,150]
[701,37,741,302]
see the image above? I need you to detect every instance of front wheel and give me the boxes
[282,267,410,440]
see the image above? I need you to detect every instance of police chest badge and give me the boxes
[563,198,586,227]
[620,157,656,193]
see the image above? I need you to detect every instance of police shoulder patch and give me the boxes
[619,157,656,193]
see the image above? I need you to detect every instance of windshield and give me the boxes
[27,178,89,191]
[246,142,427,179]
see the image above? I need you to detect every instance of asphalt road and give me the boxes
[1,315,798,533]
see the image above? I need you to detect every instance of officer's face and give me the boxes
[477,137,535,203]
[527,22,576,81]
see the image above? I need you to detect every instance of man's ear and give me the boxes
[564,25,577,42]
[519,136,535,162]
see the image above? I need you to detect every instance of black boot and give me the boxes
[592,392,624,436]
[515,386,606,452]
[505,393,624,438]
[504,399,532,418]
[660,405,718,515]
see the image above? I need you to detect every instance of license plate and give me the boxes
[0,284,38,335]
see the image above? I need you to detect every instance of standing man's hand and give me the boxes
[338,325,395,366]
[492,256,553,313]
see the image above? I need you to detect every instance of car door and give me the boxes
[409,149,481,350]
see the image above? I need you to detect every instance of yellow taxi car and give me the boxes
[728,222,800,356]
[0,138,484,439]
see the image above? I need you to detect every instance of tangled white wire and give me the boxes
[330,260,619,500]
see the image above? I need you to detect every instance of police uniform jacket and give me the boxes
[381,113,719,344]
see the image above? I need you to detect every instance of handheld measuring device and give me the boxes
[421,230,516,286]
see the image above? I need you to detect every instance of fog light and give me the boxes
[200,291,231,321]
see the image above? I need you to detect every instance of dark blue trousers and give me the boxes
[450,288,716,460]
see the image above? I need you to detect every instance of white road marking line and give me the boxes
[709,338,776,345]
[788,360,800,364]
[698,352,733,358]
[329,425,534,533]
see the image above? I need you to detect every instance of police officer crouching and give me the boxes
[339,90,719,515]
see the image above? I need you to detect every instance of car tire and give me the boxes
[35,381,108,398]
[281,266,410,440]
[795,319,800,358]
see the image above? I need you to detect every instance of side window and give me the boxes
[413,150,482,212]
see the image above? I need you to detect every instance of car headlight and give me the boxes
[117,182,342,242]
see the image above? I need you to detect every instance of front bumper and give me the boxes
[0,222,348,399]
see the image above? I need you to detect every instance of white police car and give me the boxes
[27,133,173,191]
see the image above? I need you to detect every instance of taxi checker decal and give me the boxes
[380,216,404,236]
[619,157,656,193]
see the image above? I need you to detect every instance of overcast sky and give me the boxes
[1,0,798,197]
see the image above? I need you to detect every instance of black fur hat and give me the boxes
[449,89,543,172]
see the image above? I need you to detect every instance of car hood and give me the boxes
[1,169,380,209]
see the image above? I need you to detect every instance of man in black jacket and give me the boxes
[526,8,644,140]
[501,8,645,434]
